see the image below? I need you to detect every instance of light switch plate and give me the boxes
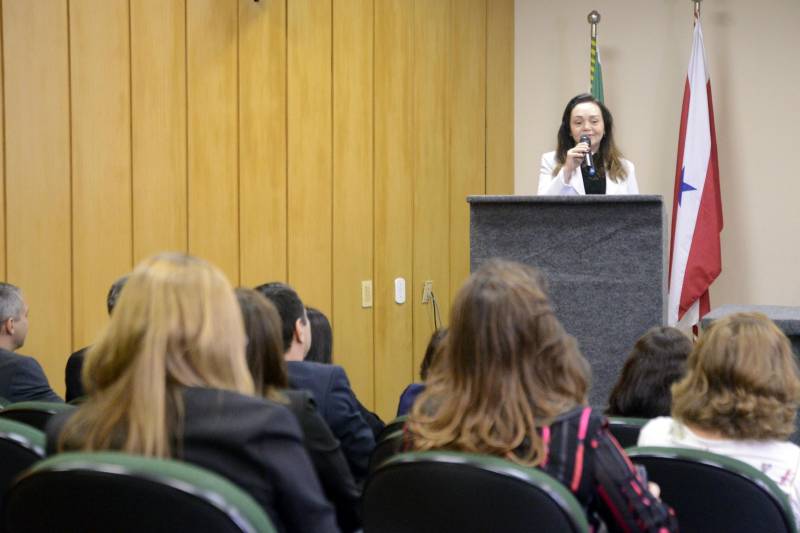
[394,277,406,304]
[361,280,373,308]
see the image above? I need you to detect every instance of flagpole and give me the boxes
[587,10,603,102]
[693,0,702,21]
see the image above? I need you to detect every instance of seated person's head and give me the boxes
[106,275,128,315]
[305,307,332,364]
[235,288,288,400]
[409,259,590,466]
[60,252,253,456]
[672,312,800,440]
[255,282,310,359]
[420,328,447,381]
[606,326,692,419]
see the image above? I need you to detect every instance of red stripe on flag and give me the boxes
[668,79,691,282]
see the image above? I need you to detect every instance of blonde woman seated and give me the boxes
[639,312,800,523]
[407,259,677,532]
[46,253,339,533]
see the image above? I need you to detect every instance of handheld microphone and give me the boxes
[579,135,596,177]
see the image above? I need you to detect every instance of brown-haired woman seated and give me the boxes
[606,326,693,419]
[236,288,361,533]
[407,259,677,532]
[639,312,800,523]
[46,253,339,533]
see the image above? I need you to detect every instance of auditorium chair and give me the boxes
[367,429,405,475]
[606,416,649,448]
[3,451,276,533]
[0,401,76,432]
[363,450,589,533]
[627,446,795,533]
[0,418,46,511]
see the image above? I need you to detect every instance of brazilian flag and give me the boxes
[590,35,604,103]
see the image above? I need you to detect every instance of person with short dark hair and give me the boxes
[65,275,128,402]
[539,93,638,195]
[255,282,376,482]
[236,288,361,532]
[606,326,692,419]
[408,260,676,532]
[0,282,62,403]
[639,312,800,523]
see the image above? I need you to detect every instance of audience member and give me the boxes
[0,282,62,403]
[64,275,128,402]
[236,288,361,532]
[408,260,677,532]
[606,326,692,419]
[256,282,376,482]
[47,253,339,533]
[639,312,800,523]
[396,328,446,417]
[305,307,333,365]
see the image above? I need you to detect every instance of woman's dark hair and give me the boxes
[606,326,692,418]
[305,307,333,364]
[420,328,447,381]
[236,288,288,399]
[554,93,627,181]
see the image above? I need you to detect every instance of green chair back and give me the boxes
[627,446,795,533]
[0,418,46,510]
[4,451,276,533]
[367,429,404,475]
[0,401,76,431]
[606,416,649,448]
[364,450,589,533]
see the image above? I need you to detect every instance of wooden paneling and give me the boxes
[287,0,332,315]
[3,0,72,391]
[486,0,514,195]
[374,0,414,420]
[332,0,374,404]
[70,0,133,349]
[187,0,239,284]
[412,0,451,380]
[448,0,486,313]
[131,0,187,261]
[0,7,5,282]
[239,0,287,287]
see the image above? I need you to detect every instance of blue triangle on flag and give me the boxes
[678,167,696,206]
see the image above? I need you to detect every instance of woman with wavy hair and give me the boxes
[408,259,676,532]
[639,312,800,522]
[47,253,338,533]
[538,93,638,195]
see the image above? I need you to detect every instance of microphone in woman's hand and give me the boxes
[580,135,596,177]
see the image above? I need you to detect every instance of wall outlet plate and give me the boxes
[394,277,406,304]
[361,280,373,308]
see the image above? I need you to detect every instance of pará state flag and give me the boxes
[668,18,723,327]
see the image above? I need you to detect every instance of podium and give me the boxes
[469,195,667,407]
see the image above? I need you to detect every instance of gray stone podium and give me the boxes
[469,195,667,407]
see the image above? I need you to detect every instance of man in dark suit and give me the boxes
[0,283,62,403]
[256,282,376,481]
[65,275,128,401]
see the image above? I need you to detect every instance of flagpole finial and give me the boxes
[693,0,702,18]
[587,10,601,25]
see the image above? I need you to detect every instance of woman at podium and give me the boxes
[539,93,638,195]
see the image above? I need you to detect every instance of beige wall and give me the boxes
[516,0,800,310]
[0,0,514,421]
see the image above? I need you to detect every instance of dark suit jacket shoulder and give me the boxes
[286,361,375,481]
[0,348,63,403]
[46,387,339,533]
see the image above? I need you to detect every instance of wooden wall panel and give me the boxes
[239,0,287,287]
[448,0,486,306]
[332,0,374,404]
[187,0,239,284]
[287,0,332,315]
[70,0,133,349]
[486,0,514,195]
[3,0,72,391]
[374,0,414,420]
[412,0,450,380]
[131,0,187,261]
[0,8,4,282]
